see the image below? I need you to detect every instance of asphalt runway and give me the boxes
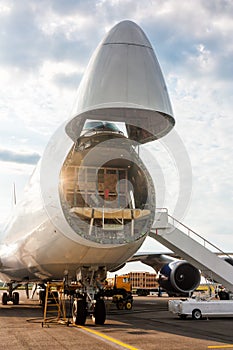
[0,292,233,350]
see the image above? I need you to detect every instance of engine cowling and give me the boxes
[158,260,201,296]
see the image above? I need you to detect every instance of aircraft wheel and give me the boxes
[13,292,19,305]
[94,299,106,325]
[72,299,87,325]
[125,301,132,310]
[2,292,8,305]
[192,309,202,320]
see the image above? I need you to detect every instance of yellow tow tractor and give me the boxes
[104,274,133,310]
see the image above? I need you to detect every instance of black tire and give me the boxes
[13,292,19,305]
[94,299,106,325]
[125,301,132,310]
[116,299,124,310]
[72,299,87,325]
[179,314,187,320]
[192,309,202,320]
[2,292,8,305]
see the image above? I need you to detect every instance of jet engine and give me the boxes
[158,260,201,296]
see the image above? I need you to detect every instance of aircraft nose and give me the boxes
[102,20,152,47]
[67,20,175,144]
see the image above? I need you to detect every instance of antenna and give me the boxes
[13,182,17,206]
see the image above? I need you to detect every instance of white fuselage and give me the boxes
[0,122,152,282]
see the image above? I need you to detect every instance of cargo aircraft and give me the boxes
[0,20,201,325]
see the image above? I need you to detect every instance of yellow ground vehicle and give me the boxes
[195,284,216,296]
[105,275,133,310]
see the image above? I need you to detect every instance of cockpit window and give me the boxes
[83,121,104,130]
[104,123,121,132]
[82,121,122,133]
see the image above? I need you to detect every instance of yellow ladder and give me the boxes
[42,281,68,327]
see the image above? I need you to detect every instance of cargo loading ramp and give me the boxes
[150,209,233,292]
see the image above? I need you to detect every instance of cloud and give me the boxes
[50,0,98,15]
[0,2,46,70]
[0,1,94,72]
[138,1,233,87]
[52,71,82,90]
[0,148,40,165]
[1,0,231,93]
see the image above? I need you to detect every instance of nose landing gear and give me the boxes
[1,283,21,305]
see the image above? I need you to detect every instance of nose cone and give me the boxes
[68,20,175,143]
[102,20,153,47]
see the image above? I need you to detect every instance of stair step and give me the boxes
[151,210,233,292]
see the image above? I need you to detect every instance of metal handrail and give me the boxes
[155,208,232,260]
[167,212,232,260]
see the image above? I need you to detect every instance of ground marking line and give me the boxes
[208,345,233,349]
[73,324,139,350]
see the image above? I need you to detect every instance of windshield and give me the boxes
[83,121,122,133]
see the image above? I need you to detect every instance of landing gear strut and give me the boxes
[70,266,107,326]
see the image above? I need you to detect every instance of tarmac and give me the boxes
[0,291,233,350]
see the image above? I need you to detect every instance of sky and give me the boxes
[0,0,232,274]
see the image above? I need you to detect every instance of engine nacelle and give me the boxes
[158,260,201,296]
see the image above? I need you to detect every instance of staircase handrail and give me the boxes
[167,212,232,260]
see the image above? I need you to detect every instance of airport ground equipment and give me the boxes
[151,210,233,294]
[42,281,68,327]
[105,274,133,310]
[106,274,131,292]
[104,288,133,310]
[168,297,233,320]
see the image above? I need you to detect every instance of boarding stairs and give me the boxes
[150,209,233,292]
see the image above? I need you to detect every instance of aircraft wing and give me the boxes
[128,252,178,272]
[129,251,233,272]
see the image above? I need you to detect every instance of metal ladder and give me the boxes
[42,281,68,327]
